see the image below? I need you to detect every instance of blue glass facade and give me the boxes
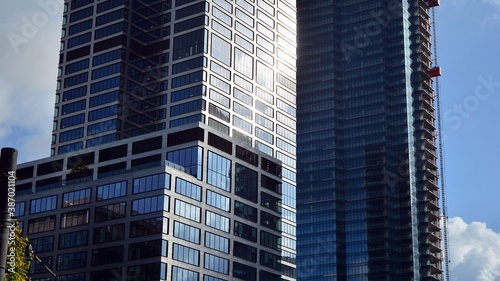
[296,1,442,280]
[43,0,297,279]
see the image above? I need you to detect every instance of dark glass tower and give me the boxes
[296,1,442,280]
[21,0,298,280]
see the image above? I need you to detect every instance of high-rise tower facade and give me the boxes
[296,1,442,280]
[51,0,297,164]
[14,0,298,280]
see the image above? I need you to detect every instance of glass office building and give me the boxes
[16,126,295,281]
[296,1,442,280]
[16,0,298,280]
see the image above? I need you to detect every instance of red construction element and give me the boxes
[428,0,440,7]
[430,67,442,77]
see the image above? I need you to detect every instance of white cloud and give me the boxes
[0,1,63,163]
[448,217,500,281]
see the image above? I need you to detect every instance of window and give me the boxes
[234,240,257,262]
[170,99,205,116]
[92,48,124,66]
[61,209,90,228]
[96,8,127,26]
[59,127,84,143]
[30,236,54,253]
[256,113,274,130]
[175,177,202,201]
[89,90,121,107]
[235,21,253,39]
[261,192,281,213]
[97,0,126,13]
[210,61,231,80]
[94,202,125,222]
[205,210,230,232]
[88,104,121,121]
[130,217,168,238]
[29,256,53,275]
[57,251,87,270]
[63,85,87,101]
[233,116,252,134]
[59,230,88,249]
[62,99,86,115]
[170,113,205,128]
[204,253,229,274]
[209,103,230,122]
[261,230,281,250]
[210,74,230,94]
[91,62,122,79]
[173,221,200,244]
[69,6,93,22]
[204,275,227,281]
[213,0,232,13]
[173,29,207,60]
[166,146,203,180]
[129,240,167,260]
[260,270,282,281]
[30,195,57,214]
[176,1,207,19]
[28,215,56,234]
[86,134,119,148]
[207,151,231,192]
[206,190,230,212]
[93,223,125,244]
[260,250,281,270]
[96,180,127,201]
[56,273,85,281]
[234,48,253,79]
[174,199,201,222]
[234,201,257,222]
[67,32,91,48]
[65,58,89,74]
[235,164,258,202]
[14,201,25,217]
[173,243,199,266]
[234,101,253,120]
[209,89,230,108]
[133,173,171,194]
[211,34,231,66]
[127,263,167,281]
[172,266,199,280]
[87,119,120,135]
[256,61,274,91]
[172,71,204,89]
[213,19,232,39]
[233,262,256,281]
[90,76,122,94]
[261,211,281,232]
[92,245,124,265]
[234,220,257,242]
[173,57,206,75]
[175,15,207,33]
[60,113,85,129]
[95,22,127,39]
[131,195,169,215]
[205,232,229,253]
[63,188,90,208]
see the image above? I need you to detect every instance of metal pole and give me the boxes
[0,148,18,281]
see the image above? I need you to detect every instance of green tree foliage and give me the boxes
[5,222,31,281]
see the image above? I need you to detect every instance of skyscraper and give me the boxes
[13,0,298,280]
[296,1,442,280]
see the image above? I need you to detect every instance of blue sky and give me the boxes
[1,1,499,280]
